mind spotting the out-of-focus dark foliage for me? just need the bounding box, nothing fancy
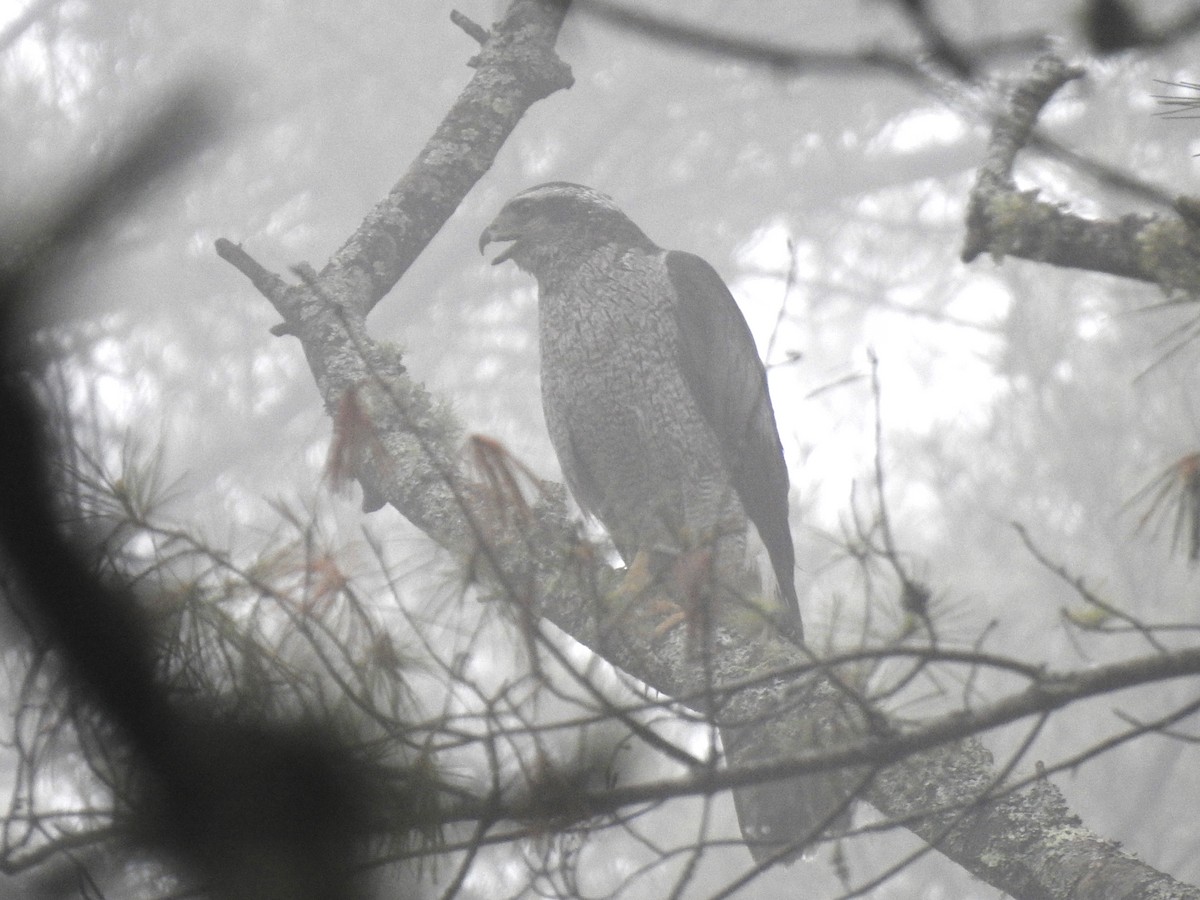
[0,88,452,900]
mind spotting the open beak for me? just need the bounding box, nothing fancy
[478,222,519,266]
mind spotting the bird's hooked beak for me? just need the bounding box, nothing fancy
[478,216,520,266]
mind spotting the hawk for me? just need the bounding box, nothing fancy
[480,182,800,643]
[481,183,851,862]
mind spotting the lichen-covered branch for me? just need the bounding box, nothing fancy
[216,0,574,547]
[545,575,1200,897]
[872,738,1195,900]
[963,55,1200,298]
[325,0,572,317]
[275,0,574,324]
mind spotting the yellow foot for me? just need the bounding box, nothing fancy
[614,549,656,599]
[607,551,683,637]
[649,598,687,638]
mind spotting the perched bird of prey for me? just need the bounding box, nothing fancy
[480,182,801,644]
[480,183,854,862]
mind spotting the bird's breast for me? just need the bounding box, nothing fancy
[536,249,731,541]
[538,255,680,417]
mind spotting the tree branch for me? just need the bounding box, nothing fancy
[963,54,1200,298]
[311,0,571,317]
[574,0,1046,83]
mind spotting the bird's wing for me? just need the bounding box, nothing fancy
[665,250,801,630]
[545,396,603,514]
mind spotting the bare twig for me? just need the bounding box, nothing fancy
[0,0,61,55]
[450,9,490,45]
[1013,521,1169,653]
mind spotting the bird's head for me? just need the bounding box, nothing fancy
[479,182,654,275]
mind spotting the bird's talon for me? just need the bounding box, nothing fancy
[649,599,688,638]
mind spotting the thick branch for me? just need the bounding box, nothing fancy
[216,0,575,539]
[532,545,1200,897]
[963,55,1200,296]
[319,0,572,316]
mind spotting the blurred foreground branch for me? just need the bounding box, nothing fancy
[0,91,407,900]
